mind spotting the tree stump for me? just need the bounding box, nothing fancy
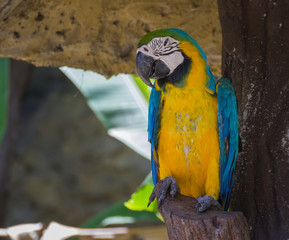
[155,184,250,240]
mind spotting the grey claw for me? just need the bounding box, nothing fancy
[147,189,156,207]
[196,195,222,213]
[157,197,163,208]
[147,200,152,208]
[147,176,180,208]
[170,180,180,198]
[196,204,199,214]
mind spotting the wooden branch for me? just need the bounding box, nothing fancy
[155,184,250,240]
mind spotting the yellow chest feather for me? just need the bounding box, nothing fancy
[156,82,220,199]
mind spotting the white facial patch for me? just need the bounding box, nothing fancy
[160,51,184,74]
[137,36,184,75]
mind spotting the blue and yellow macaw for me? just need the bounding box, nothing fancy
[136,28,238,212]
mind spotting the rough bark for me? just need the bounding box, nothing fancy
[218,1,289,239]
[154,184,250,240]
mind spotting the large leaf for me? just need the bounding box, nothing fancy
[60,67,151,159]
[60,67,161,227]
[0,58,9,147]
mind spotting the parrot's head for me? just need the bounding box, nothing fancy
[136,28,208,90]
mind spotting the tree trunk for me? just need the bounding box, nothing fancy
[218,1,289,239]
[154,184,250,240]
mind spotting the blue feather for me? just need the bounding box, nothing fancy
[206,66,216,93]
[217,77,239,211]
[148,87,161,185]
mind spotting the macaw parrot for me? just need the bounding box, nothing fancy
[136,28,238,212]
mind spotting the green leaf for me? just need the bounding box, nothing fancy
[131,75,151,102]
[0,58,9,147]
[124,173,158,213]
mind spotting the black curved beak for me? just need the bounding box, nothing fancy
[136,52,170,88]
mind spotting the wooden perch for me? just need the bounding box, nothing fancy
[154,184,250,240]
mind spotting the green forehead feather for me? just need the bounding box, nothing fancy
[138,28,192,47]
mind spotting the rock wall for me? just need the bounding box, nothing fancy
[0,0,221,76]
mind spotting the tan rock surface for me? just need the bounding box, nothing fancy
[0,0,221,76]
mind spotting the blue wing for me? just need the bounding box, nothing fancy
[217,78,239,211]
[148,87,161,185]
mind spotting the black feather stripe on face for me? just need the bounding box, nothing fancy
[157,52,192,91]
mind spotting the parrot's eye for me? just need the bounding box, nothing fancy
[144,47,149,52]
[164,38,169,46]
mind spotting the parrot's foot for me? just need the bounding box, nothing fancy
[147,176,180,208]
[196,195,222,213]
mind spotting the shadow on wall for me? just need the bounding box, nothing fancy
[4,65,150,226]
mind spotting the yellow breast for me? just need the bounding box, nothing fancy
[156,42,220,199]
